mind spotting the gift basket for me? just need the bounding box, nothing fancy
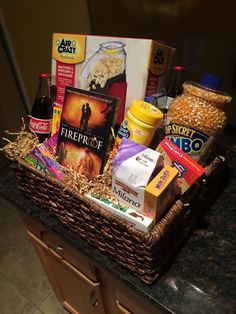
[1,34,232,284]
[2,127,227,284]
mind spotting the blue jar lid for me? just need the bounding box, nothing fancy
[144,96,155,104]
[200,73,223,90]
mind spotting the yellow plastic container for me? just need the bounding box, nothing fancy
[116,100,163,147]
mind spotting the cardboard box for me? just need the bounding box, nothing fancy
[144,165,179,222]
[156,138,205,193]
[112,138,163,213]
[87,194,154,233]
[51,105,62,136]
[51,33,176,126]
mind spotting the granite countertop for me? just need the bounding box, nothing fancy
[0,127,235,314]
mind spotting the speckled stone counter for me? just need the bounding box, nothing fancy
[0,127,236,314]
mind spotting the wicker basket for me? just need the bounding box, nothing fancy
[4,137,227,284]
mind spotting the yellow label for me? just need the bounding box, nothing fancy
[146,165,178,196]
[116,116,154,147]
[52,33,86,64]
[149,41,170,75]
[103,48,119,55]
[51,106,62,136]
[144,165,178,221]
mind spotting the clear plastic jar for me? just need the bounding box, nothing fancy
[164,81,231,164]
[80,41,127,127]
[81,41,126,90]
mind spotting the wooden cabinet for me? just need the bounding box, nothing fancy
[19,210,97,281]
[99,269,165,314]
[19,210,168,314]
[28,231,105,314]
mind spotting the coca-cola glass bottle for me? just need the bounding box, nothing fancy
[29,73,53,142]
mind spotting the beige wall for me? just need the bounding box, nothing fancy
[1,0,236,126]
[0,34,27,168]
[88,0,236,126]
[1,0,91,110]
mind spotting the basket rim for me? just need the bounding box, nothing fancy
[8,152,226,243]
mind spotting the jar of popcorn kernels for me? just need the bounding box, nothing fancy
[164,81,231,164]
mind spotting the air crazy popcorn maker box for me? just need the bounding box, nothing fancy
[51,33,176,126]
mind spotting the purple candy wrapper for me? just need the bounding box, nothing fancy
[112,138,146,174]
[44,132,58,156]
[29,144,64,180]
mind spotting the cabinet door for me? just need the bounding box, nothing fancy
[19,209,98,281]
[98,269,168,314]
[28,231,105,314]
[27,230,65,303]
[115,300,133,314]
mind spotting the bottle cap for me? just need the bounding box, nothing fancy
[200,73,223,90]
[144,96,155,105]
[129,100,163,126]
[39,73,51,78]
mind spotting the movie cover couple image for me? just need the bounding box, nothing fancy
[80,102,91,131]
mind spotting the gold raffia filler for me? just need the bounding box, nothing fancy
[1,119,116,202]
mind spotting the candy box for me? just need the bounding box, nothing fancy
[51,33,175,126]
[156,138,205,193]
[87,194,154,233]
[51,105,62,136]
[144,165,179,222]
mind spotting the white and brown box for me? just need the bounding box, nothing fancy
[51,33,176,126]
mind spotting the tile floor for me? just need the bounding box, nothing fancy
[0,195,69,314]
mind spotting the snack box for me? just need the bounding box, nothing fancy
[156,138,205,193]
[144,165,179,222]
[51,33,176,126]
[112,138,164,213]
[51,105,62,136]
[87,194,154,233]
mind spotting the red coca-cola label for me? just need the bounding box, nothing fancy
[29,116,52,134]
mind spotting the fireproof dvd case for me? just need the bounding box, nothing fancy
[56,87,118,178]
